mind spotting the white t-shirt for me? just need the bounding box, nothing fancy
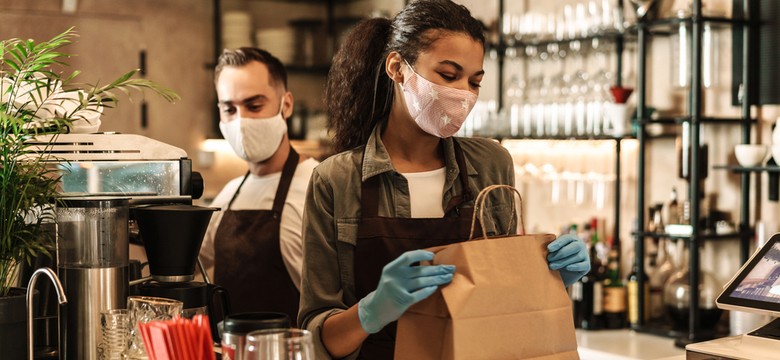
[402,167,446,218]
[199,158,318,290]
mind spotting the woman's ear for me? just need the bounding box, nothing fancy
[385,51,405,84]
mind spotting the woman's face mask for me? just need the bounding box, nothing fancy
[219,100,287,163]
[400,60,477,138]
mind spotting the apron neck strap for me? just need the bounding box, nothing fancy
[271,146,300,215]
[226,146,300,213]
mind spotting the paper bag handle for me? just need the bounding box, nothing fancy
[468,184,525,241]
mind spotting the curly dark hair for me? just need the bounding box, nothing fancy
[326,0,485,153]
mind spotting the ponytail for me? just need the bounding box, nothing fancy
[326,18,393,153]
[326,1,485,154]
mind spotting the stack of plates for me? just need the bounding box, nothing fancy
[222,11,253,50]
[255,27,295,64]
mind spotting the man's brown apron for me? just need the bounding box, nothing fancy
[355,140,479,360]
[214,147,300,325]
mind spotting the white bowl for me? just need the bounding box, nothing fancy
[734,144,768,167]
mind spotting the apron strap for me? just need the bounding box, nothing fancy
[361,139,472,219]
[271,146,300,217]
[227,171,251,210]
[226,146,300,214]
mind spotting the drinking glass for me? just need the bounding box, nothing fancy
[97,309,129,360]
[125,296,183,360]
[244,328,314,360]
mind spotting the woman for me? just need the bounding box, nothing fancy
[299,1,590,359]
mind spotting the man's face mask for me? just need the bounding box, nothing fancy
[219,99,287,163]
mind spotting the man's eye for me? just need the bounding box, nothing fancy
[470,82,482,89]
[221,107,235,114]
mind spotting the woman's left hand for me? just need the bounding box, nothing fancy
[546,234,590,287]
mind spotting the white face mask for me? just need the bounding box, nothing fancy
[219,100,287,163]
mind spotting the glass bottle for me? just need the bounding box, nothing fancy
[603,242,627,329]
[667,187,680,225]
[663,244,723,330]
[578,222,606,330]
[648,238,675,320]
[627,254,649,329]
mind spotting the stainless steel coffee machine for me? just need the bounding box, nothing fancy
[31,133,205,360]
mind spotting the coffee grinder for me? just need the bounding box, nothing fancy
[131,204,230,340]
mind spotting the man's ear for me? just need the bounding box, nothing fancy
[385,51,405,84]
[282,91,294,120]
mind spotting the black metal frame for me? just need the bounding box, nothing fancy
[632,0,755,344]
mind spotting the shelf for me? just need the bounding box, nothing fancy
[636,16,750,36]
[714,165,780,173]
[638,116,756,125]
[632,230,751,241]
[497,134,633,141]
[497,30,628,50]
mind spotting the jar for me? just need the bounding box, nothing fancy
[221,312,290,360]
[663,245,722,330]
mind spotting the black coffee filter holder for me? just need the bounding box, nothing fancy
[132,204,218,282]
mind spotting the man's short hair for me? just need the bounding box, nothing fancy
[215,47,288,89]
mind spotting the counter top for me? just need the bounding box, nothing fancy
[576,329,685,360]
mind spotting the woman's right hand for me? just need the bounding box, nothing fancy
[357,250,455,334]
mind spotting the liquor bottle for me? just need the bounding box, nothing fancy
[569,224,584,328]
[627,254,650,329]
[603,239,627,329]
[649,238,674,320]
[667,187,680,225]
[578,221,605,330]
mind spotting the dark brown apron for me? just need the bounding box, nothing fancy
[214,147,300,325]
[355,140,479,360]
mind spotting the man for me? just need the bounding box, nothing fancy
[200,48,318,325]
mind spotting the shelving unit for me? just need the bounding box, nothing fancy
[632,0,755,346]
[494,0,628,248]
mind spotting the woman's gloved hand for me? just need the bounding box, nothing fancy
[547,234,590,287]
[357,250,455,334]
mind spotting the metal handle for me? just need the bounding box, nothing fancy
[26,267,67,360]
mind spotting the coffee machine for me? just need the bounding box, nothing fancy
[28,133,206,359]
[131,203,230,341]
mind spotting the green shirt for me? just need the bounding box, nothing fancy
[299,125,517,359]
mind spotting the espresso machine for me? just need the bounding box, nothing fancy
[28,133,206,359]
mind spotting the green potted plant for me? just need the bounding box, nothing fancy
[0,28,178,358]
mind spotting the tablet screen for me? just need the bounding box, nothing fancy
[718,235,780,315]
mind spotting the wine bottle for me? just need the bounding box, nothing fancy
[578,222,605,330]
[627,255,650,329]
[603,240,627,329]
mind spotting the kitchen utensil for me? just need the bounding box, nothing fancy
[57,196,130,360]
[734,144,768,167]
[97,309,129,360]
[126,296,183,360]
[221,312,290,360]
[244,329,313,360]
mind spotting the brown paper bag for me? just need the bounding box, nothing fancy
[395,185,579,360]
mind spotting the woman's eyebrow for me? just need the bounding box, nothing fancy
[438,60,484,76]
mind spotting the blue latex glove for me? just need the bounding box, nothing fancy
[357,250,455,334]
[547,234,590,287]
